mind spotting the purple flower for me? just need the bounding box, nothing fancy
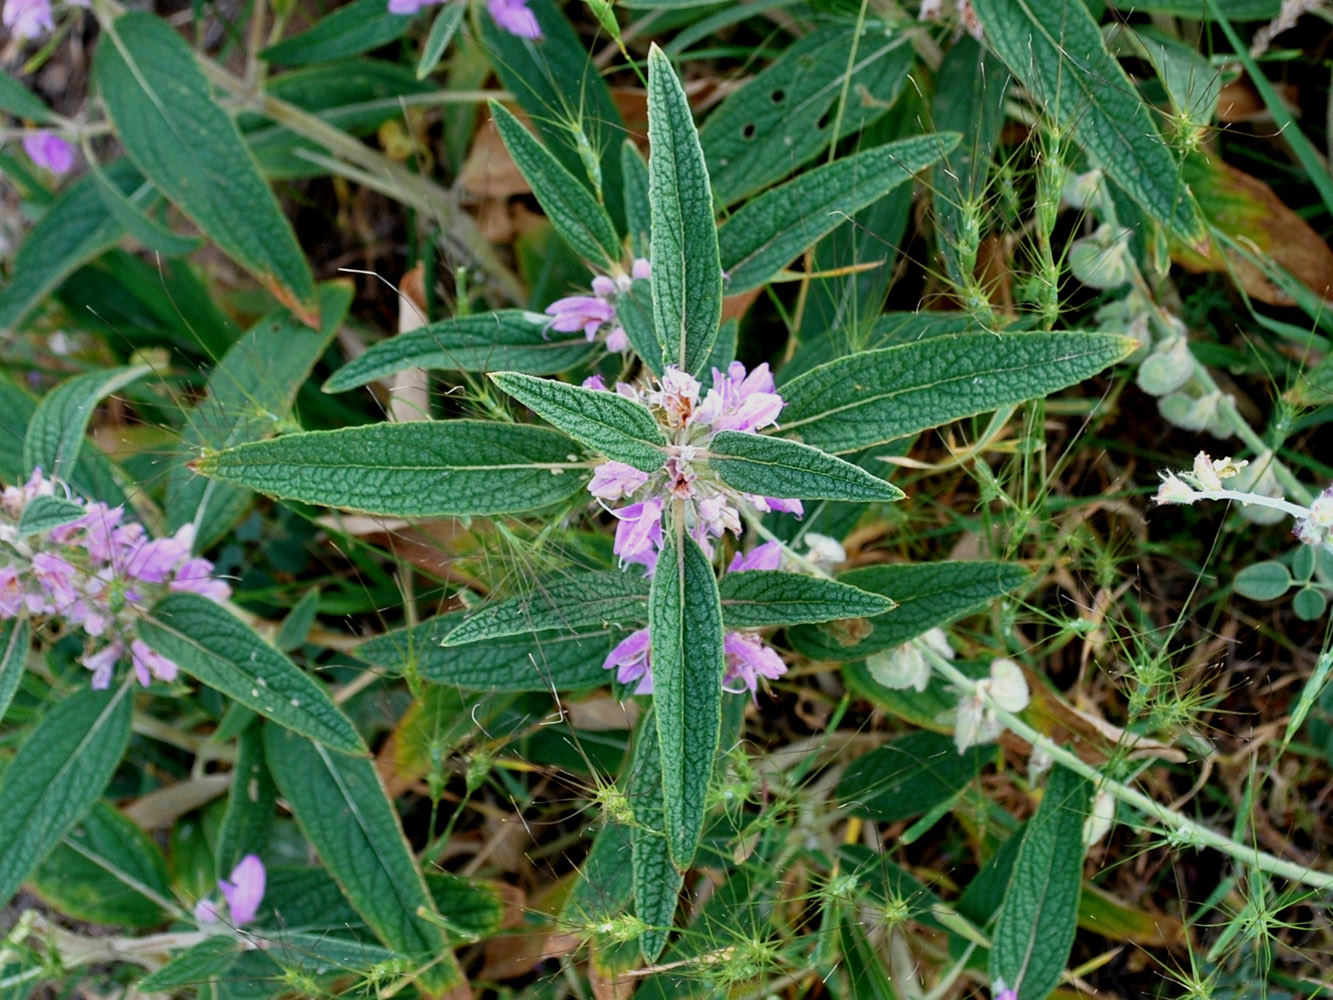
[170,558,232,601]
[0,567,23,618]
[122,528,191,584]
[386,0,541,37]
[81,642,122,691]
[727,540,783,573]
[2,0,53,40]
[605,628,652,694]
[612,498,663,571]
[588,460,650,502]
[129,638,178,687]
[487,0,541,37]
[695,361,784,434]
[601,541,789,699]
[31,551,78,611]
[545,295,616,340]
[219,854,266,926]
[543,258,648,351]
[723,632,787,697]
[748,494,804,518]
[22,132,75,176]
[604,324,630,353]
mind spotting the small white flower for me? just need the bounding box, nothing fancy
[1155,472,1197,506]
[949,658,1030,753]
[953,689,992,753]
[803,532,846,571]
[1192,451,1224,491]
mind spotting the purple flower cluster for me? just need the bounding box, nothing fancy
[605,542,789,699]
[546,258,651,353]
[585,363,804,699]
[588,361,802,571]
[387,0,541,38]
[0,471,231,689]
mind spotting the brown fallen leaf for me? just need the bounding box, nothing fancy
[1175,153,1333,306]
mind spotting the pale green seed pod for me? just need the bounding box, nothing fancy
[1136,335,1195,396]
[1067,224,1132,289]
[1159,389,1220,431]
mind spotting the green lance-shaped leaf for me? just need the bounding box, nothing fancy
[490,102,623,270]
[95,12,319,325]
[629,710,684,962]
[137,937,242,992]
[416,2,465,79]
[647,45,722,375]
[0,684,132,906]
[167,283,353,549]
[138,593,364,754]
[789,561,1031,661]
[838,731,994,823]
[990,765,1091,1000]
[324,311,594,391]
[33,800,173,929]
[0,619,29,726]
[614,278,664,376]
[192,420,588,518]
[442,572,649,645]
[779,332,1137,454]
[0,69,54,121]
[970,0,1203,243]
[0,373,124,507]
[651,518,724,870]
[16,496,85,539]
[263,726,461,994]
[23,365,150,482]
[215,724,277,875]
[86,157,203,257]
[718,133,960,294]
[491,372,666,472]
[706,431,904,502]
[359,614,616,692]
[0,160,140,333]
[481,0,628,229]
[622,139,651,258]
[261,0,409,65]
[718,571,895,628]
[700,27,915,207]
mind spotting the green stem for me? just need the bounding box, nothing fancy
[920,646,1333,892]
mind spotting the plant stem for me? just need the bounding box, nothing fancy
[920,646,1333,892]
